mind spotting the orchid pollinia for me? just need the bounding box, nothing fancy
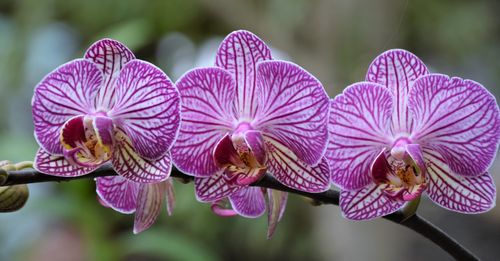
[32,39,181,233]
[171,30,330,237]
[326,49,500,220]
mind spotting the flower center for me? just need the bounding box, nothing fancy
[372,141,427,201]
[213,122,267,186]
[60,115,114,167]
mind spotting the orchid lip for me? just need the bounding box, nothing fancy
[60,115,115,168]
[372,144,427,202]
[213,125,268,186]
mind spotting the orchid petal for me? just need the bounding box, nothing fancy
[172,67,235,177]
[254,60,329,165]
[110,60,180,161]
[194,171,241,202]
[112,131,171,183]
[267,189,288,239]
[366,49,429,134]
[34,148,96,177]
[424,150,496,213]
[164,178,175,216]
[326,82,393,190]
[340,183,405,220]
[266,138,330,193]
[32,59,102,154]
[84,38,135,110]
[229,187,266,218]
[215,30,272,118]
[133,182,166,234]
[409,74,500,176]
[96,175,139,214]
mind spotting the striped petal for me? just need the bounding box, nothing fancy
[110,60,180,161]
[96,175,140,214]
[424,150,496,213]
[326,82,393,190]
[266,138,330,193]
[340,183,405,220]
[164,178,175,216]
[366,49,429,134]
[267,189,288,239]
[409,74,500,177]
[32,59,102,155]
[228,186,266,218]
[112,131,172,183]
[172,67,235,177]
[84,38,135,110]
[194,171,240,202]
[133,182,166,234]
[254,61,329,165]
[34,148,96,177]
[215,30,272,118]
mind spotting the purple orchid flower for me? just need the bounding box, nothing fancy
[171,30,330,237]
[32,39,181,183]
[96,176,176,234]
[326,49,499,220]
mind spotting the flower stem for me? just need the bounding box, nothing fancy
[1,165,479,260]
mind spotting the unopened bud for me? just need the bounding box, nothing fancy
[0,185,29,212]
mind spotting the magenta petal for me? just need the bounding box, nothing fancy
[424,150,496,213]
[215,30,272,118]
[96,175,140,214]
[34,148,96,177]
[32,59,102,155]
[84,38,135,110]
[409,74,500,177]
[228,187,266,218]
[267,189,288,239]
[171,67,235,177]
[254,61,329,165]
[266,138,330,193]
[194,171,241,202]
[340,183,405,220]
[112,131,172,183]
[326,82,393,190]
[366,49,429,134]
[110,60,180,161]
[133,182,166,234]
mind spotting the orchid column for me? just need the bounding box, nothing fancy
[171,30,331,237]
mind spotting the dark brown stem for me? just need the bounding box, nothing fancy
[1,165,479,261]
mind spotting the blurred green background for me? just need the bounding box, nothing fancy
[1,0,500,260]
